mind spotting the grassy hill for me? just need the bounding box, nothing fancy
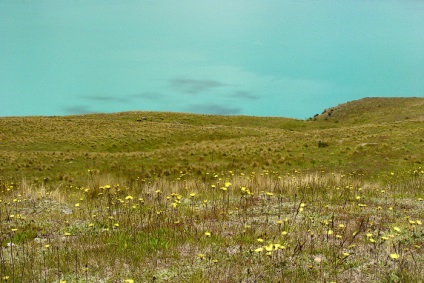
[0,97,423,282]
[315,97,424,124]
[1,97,423,184]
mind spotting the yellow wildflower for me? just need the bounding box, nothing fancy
[393,227,401,233]
[390,253,400,260]
[254,247,263,253]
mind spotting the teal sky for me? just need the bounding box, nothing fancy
[1,0,423,119]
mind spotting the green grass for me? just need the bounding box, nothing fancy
[0,97,423,282]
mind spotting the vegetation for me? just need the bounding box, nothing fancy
[0,97,423,282]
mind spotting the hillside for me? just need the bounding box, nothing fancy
[314,97,424,124]
[1,97,423,185]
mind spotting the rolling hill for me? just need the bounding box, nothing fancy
[0,97,423,184]
[314,97,424,124]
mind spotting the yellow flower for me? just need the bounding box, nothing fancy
[390,253,400,260]
[265,244,273,252]
[125,195,133,200]
[124,280,134,283]
[198,253,205,260]
[204,232,211,237]
[273,244,282,250]
[254,247,263,253]
[393,226,401,233]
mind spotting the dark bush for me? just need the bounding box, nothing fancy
[317,141,329,148]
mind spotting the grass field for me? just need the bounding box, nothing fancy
[0,97,423,282]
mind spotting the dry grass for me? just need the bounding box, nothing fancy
[1,169,423,282]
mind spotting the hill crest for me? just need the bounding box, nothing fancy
[314,97,424,124]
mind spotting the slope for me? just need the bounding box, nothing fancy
[314,97,424,124]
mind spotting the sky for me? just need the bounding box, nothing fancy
[1,0,423,119]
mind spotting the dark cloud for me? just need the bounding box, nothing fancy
[230,90,259,100]
[186,103,241,115]
[130,92,166,101]
[63,105,93,115]
[170,78,228,94]
[81,95,129,103]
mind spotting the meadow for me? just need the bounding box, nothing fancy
[0,97,423,282]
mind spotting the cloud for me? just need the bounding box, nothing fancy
[81,95,129,103]
[130,92,166,101]
[186,103,241,115]
[229,90,258,100]
[170,78,228,94]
